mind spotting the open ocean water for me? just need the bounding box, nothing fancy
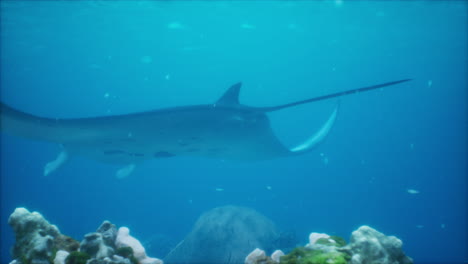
[0,1,466,264]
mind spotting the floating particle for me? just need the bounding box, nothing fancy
[441,223,446,229]
[140,56,153,64]
[266,185,272,190]
[319,153,329,165]
[410,143,414,150]
[89,64,102,69]
[188,199,193,204]
[334,0,343,7]
[240,23,255,29]
[407,189,420,194]
[376,11,385,17]
[416,225,424,229]
[104,92,110,98]
[215,188,224,192]
[165,74,171,80]
[428,80,433,87]
[128,132,133,138]
[182,46,203,52]
[287,23,298,30]
[167,22,184,29]
[322,157,329,165]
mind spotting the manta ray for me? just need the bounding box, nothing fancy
[1,79,410,177]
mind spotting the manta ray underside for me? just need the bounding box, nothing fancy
[0,79,411,177]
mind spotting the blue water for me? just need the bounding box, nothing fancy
[1,1,466,263]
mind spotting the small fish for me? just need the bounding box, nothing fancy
[407,189,420,194]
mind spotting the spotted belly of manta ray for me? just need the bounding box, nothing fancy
[0,79,411,177]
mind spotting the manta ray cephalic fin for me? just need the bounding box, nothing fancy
[116,163,136,179]
[44,150,68,176]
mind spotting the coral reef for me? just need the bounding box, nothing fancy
[80,232,114,259]
[7,207,163,264]
[245,248,266,264]
[7,207,413,264]
[65,251,90,264]
[279,246,350,264]
[245,226,413,264]
[270,250,285,263]
[115,227,162,264]
[8,207,64,264]
[97,221,118,248]
[345,225,413,264]
[307,233,330,246]
[245,248,285,264]
[115,247,139,264]
[53,250,69,264]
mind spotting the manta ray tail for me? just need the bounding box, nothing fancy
[256,79,412,112]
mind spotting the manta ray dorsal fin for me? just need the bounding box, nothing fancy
[216,82,242,106]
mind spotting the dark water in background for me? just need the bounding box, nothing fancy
[0,1,466,263]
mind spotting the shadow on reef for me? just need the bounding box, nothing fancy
[6,206,412,264]
[164,205,296,264]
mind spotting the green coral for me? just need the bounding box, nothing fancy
[19,255,31,264]
[65,251,91,264]
[315,238,336,246]
[48,248,58,264]
[329,236,347,247]
[314,236,347,247]
[54,235,80,252]
[251,255,278,264]
[279,246,350,264]
[115,247,139,264]
[20,249,58,264]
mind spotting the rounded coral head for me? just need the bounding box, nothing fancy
[309,232,330,245]
[119,227,130,236]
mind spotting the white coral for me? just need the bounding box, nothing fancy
[115,227,163,264]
